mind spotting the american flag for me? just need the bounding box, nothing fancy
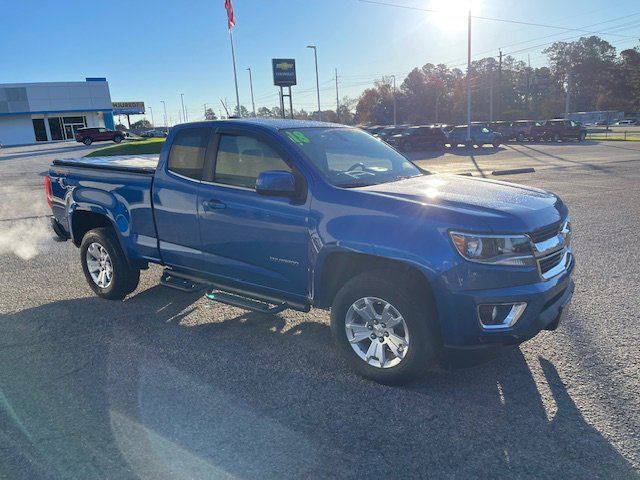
[224,0,235,30]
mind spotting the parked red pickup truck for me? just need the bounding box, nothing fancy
[75,127,125,146]
[531,119,587,142]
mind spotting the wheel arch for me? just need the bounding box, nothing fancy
[313,250,438,313]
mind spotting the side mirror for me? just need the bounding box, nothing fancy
[255,170,297,197]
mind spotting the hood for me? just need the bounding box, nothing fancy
[359,174,566,233]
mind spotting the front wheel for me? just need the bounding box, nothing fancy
[83,138,92,146]
[330,270,440,384]
[113,135,123,143]
[492,139,501,148]
[553,133,561,142]
[516,132,525,142]
[80,228,140,300]
[578,132,586,142]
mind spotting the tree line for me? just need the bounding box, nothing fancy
[354,36,640,125]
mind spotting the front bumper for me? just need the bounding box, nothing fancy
[437,255,575,348]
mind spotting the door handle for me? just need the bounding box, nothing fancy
[202,199,226,211]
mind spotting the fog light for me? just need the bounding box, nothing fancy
[477,302,527,330]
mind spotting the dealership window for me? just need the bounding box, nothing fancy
[48,118,64,141]
[32,119,47,142]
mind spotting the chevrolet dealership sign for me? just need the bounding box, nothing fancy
[272,59,297,87]
[112,101,145,115]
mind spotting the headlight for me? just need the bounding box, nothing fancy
[449,231,535,266]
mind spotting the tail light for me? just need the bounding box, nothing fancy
[44,176,53,209]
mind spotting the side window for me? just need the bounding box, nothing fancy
[167,127,210,180]
[215,134,291,189]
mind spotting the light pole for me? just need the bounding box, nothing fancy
[160,101,168,129]
[180,93,187,122]
[148,106,154,127]
[307,45,321,121]
[246,68,256,117]
[466,9,472,144]
[391,75,397,126]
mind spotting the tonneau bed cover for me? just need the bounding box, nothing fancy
[52,155,159,174]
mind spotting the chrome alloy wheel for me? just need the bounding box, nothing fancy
[86,242,113,288]
[344,297,410,369]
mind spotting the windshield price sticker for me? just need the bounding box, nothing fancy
[286,131,310,145]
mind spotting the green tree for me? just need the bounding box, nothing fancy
[131,119,152,130]
[204,108,217,120]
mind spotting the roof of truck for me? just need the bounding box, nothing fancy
[181,118,348,131]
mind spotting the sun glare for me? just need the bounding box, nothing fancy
[429,0,478,31]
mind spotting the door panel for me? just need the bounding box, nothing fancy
[153,127,212,271]
[197,130,310,299]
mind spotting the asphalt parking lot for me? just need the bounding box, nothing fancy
[1,140,639,479]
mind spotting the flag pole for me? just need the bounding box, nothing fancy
[229,28,241,116]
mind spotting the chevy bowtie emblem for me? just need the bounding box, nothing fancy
[276,62,294,70]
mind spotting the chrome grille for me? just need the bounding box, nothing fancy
[529,218,571,280]
[539,250,564,274]
[529,221,562,243]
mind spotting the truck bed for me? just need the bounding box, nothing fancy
[52,155,159,174]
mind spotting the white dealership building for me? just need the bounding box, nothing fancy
[0,78,115,146]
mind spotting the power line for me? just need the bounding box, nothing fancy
[357,0,639,38]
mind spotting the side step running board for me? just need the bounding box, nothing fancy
[161,271,206,292]
[206,290,288,314]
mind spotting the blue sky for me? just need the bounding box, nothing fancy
[1,0,639,124]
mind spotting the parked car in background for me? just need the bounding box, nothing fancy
[386,125,448,151]
[615,119,637,125]
[375,125,407,142]
[447,125,503,148]
[141,129,168,138]
[490,121,517,141]
[75,127,126,146]
[531,119,587,142]
[511,120,541,142]
[363,125,385,135]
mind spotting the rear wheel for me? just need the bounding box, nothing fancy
[80,228,140,300]
[83,138,92,146]
[516,132,525,142]
[330,270,440,384]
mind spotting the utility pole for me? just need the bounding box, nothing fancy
[497,49,502,121]
[160,101,168,130]
[335,67,340,122]
[466,9,472,143]
[246,68,256,117]
[391,75,397,126]
[178,109,182,124]
[148,106,154,127]
[307,45,321,120]
[180,93,187,122]
[564,69,571,117]
[489,76,494,124]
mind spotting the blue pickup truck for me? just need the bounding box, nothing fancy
[46,119,574,383]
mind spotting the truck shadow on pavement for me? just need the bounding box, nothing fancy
[0,285,636,479]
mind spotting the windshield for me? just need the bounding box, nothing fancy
[282,127,423,188]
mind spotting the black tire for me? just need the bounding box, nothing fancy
[553,133,561,142]
[516,132,525,142]
[330,270,440,384]
[83,138,92,146]
[113,135,123,143]
[80,227,140,300]
[578,132,586,142]
[492,139,501,148]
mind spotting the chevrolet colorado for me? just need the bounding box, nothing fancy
[46,119,574,383]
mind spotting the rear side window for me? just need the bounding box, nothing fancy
[215,134,291,189]
[168,127,211,180]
